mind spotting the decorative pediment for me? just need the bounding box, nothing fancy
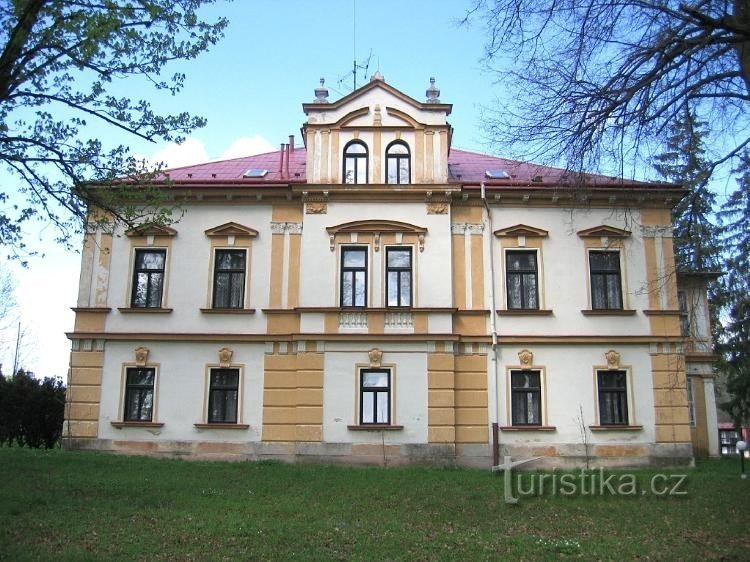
[577,225,631,238]
[334,107,370,128]
[327,220,427,252]
[494,224,549,238]
[385,107,421,128]
[125,223,177,237]
[204,222,259,238]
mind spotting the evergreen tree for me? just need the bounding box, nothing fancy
[653,109,722,272]
[718,153,750,427]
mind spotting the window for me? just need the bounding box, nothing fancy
[720,429,739,455]
[678,290,690,337]
[510,370,542,425]
[386,141,410,184]
[506,250,539,309]
[212,249,246,308]
[131,249,166,308]
[343,140,368,184]
[341,247,367,307]
[589,250,623,309]
[687,377,696,426]
[123,367,155,421]
[597,370,628,425]
[386,247,412,307]
[360,369,391,424]
[207,368,240,423]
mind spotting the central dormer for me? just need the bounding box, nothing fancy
[302,74,453,185]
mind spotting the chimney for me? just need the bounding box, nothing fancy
[279,143,285,177]
[284,144,291,178]
[288,135,295,153]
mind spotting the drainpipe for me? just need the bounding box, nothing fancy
[481,182,501,467]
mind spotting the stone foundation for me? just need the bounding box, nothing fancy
[63,438,692,468]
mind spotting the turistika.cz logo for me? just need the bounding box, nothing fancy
[493,456,688,504]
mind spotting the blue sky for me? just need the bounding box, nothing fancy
[1,0,499,378]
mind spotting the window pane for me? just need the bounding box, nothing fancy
[507,274,522,308]
[343,249,366,267]
[346,143,366,154]
[387,143,408,155]
[216,250,245,270]
[591,275,607,309]
[387,161,398,184]
[354,271,366,306]
[387,250,411,268]
[344,160,355,184]
[387,271,399,306]
[127,369,154,386]
[356,161,367,184]
[399,272,411,306]
[133,273,149,306]
[229,272,244,307]
[342,272,354,306]
[136,250,165,270]
[376,391,389,423]
[361,392,375,423]
[507,252,536,271]
[363,371,388,388]
[398,159,409,184]
[522,273,538,308]
[606,274,622,308]
[590,251,619,271]
[147,273,163,307]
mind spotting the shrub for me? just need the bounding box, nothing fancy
[0,370,66,448]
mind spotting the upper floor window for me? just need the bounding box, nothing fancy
[386,141,410,184]
[341,246,368,307]
[589,250,623,309]
[506,250,538,309]
[213,249,246,309]
[343,140,368,184]
[677,290,690,337]
[131,249,166,308]
[386,247,412,307]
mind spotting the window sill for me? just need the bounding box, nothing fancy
[589,425,643,432]
[200,308,256,314]
[110,421,164,428]
[497,309,553,316]
[347,424,404,431]
[118,307,173,314]
[71,307,112,313]
[500,425,557,432]
[581,309,636,316]
[194,423,250,429]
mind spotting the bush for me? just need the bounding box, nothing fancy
[0,370,66,448]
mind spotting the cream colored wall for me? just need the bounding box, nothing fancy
[98,341,266,442]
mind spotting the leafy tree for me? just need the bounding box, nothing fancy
[0,369,65,448]
[719,153,750,427]
[464,1,749,180]
[0,0,229,252]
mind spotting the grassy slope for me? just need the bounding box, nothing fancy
[0,448,748,560]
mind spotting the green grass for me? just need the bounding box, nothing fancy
[0,448,748,560]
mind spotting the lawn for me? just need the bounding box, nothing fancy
[0,448,748,560]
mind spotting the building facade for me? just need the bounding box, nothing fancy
[64,75,715,467]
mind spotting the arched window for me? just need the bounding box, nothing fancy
[386,141,410,184]
[343,140,368,184]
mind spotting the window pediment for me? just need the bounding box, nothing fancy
[335,107,370,128]
[125,223,177,237]
[494,224,549,238]
[204,222,259,237]
[327,220,427,252]
[577,225,631,238]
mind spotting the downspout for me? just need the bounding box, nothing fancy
[481,182,501,467]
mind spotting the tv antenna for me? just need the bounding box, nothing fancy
[334,0,373,92]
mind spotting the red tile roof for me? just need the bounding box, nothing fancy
[156,146,671,189]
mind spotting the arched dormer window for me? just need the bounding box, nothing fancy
[343,140,368,184]
[386,140,410,184]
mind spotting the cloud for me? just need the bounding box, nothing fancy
[219,135,276,159]
[149,137,210,169]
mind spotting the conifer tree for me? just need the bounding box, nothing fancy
[718,153,750,427]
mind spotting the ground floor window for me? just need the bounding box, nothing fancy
[359,369,391,424]
[124,367,156,421]
[208,368,240,423]
[510,369,542,425]
[597,369,629,425]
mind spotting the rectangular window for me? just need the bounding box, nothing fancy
[589,250,623,309]
[360,369,390,424]
[678,290,690,337]
[208,368,239,423]
[386,247,412,307]
[341,247,367,307]
[597,370,629,425]
[212,249,246,308]
[687,377,696,426]
[510,370,542,425]
[123,367,155,421]
[506,250,539,309]
[131,249,166,308]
